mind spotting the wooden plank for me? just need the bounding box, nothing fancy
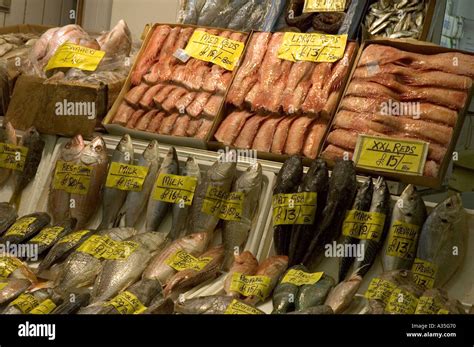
[24,0,45,25]
[3,0,26,26]
[42,0,62,26]
[60,0,75,25]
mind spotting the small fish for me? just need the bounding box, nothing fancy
[296,273,335,311]
[324,274,362,314]
[0,203,17,235]
[0,212,50,245]
[224,251,259,297]
[272,264,306,314]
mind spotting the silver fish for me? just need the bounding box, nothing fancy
[174,295,264,314]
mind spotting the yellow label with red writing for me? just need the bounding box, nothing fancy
[57,229,92,245]
[303,0,347,12]
[8,293,39,313]
[53,160,92,195]
[30,299,57,314]
[184,30,245,71]
[365,277,397,304]
[342,210,386,241]
[278,32,347,63]
[412,258,437,289]
[0,143,28,171]
[4,217,37,237]
[224,299,264,315]
[77,235,139,260]
[29,226,65,246]
[165,250,212,272]
[229,273,272,301]
[281,269,323,286]
[106,162,149,192]
[385,288,418,314]
[386,220,420,259]
[272,192,317,226]
[152,174,198,206]
[107,291,147,315]
[0,257,23,279]
[45,42,105,72]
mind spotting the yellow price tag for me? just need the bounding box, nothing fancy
[107,291,147,315]
[152,173,198,206]
[0,256,23,278]
[77,235,139,260]
[9,293,39,313]
[412,258,437,289]
[218,192,244,221]
[29,226,65,246]
[353,135,429,176]
[4,217,37,237]
[184,30,245,71]
[229,273,272,301]
[415,296,443,314]
[105,162,149,192]
[45,42,105,72]
[385,288,418,314]
[165,250,212,272]
[30,299,57,314]
[278,32,347,63]
[201,185,230,217]
[281,269,323,286]
[224,299,264,315]
[57,229,91,245]
[303,0,347,12]
[0,143,28,171]
[365,278,397,304]
[53,160,92,195]
[272,192,317,226]
[342,210,386,241]
[386,220,420,260]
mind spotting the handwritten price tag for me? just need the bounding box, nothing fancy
[4,217,37,237]
[0,143,28,171]
[281,269,323,286]
[218,192,244,221]
[201,185,229,217]
[411,258,437,289]
[184,30,245,71]
[353,135,429,176]
[303,0,347,12]
[30,299,57,314]
[341,210,386,242]
[107,291,147,315]
[278,32,347,63]
[77,235,139,260]
[152,173,198,205]
[272,192,317,226]
[229,273,272,301]
[386,220,420,260]
[57,229,92,245]
[165,250,212,272]
[105,162,149,192]
[53,160,92,195]
[365,278,397,304]
[29,226,65,246]
[45,42,105,72]
[385,288,418,314]
[224,300,264,315]
[0,257,24,279]
[8,293,39,313]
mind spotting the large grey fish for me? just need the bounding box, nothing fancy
[99,134,134,229]
[169,157,201,240]
[10,127,45,207]
[303,160,357,269]
[296,273,335,311]
[70,136,108,230]
[124,140,160,228]
[0,277,31,305]
[146,147,179,232]
[54,227,137,294]
[288,159,329,266]
[352,177,391,277]
[338,177,373,282]
[0,122,17,187]
[0,212,50,245]
[272,264,306,314]
[222,162,262,270]
[382,185,427,272]
[187,159,236,235]
[48,135,85,224]
[415,194,467,287]
[273,156,304,256]
[174,295,264,314]
[0,202,17,235]
[91,232,166,303]
[52,292,91,314]
[197,0,229,25]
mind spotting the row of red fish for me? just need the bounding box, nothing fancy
[322,44,474,177]
[111,25,247,139]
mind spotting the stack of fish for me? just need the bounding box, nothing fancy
[214,32,356,159]
[111,25,248,140]
[364,0,428,39]
[322,43,474,177]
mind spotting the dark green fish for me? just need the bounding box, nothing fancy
[296,273,335,311]
[0,212,50,245]
[272,264,306,314]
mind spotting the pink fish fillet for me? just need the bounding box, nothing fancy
[162,87,188,112]
[202,95,224,118]
[146,111,166,132]
[126,109,145,128]
[153,85,177,108]
[139,84,165,109]
[112,102,135,125]
[281,62,315,114]
[301,63,332,115]
[171,115,191,136]
[135,110,156,131]
[159,113,180,135]
[271,116,297,154]
[284,116,314,155]
[195,118,214,140]
[124,83,150,106]
[186,92,212,117]
[303,120,327,159]
[321,144,353,161]
[214,111,254,146]
[233,114,269,149]
[252,116,285,152]
[187,118,204,137]
[175,92,197,114]
[259,60,293,113]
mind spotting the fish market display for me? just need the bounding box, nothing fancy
[215,33,356,159]
[364,0,429,39]
[174,294,264,314]
[322,43,474,177]
[111,25,248,140]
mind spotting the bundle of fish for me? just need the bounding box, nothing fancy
[111,25,248,140]
[364,0,428,39]
[214,32,356,159]
[322,43,474,177]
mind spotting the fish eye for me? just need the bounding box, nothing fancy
[65,143,71,149]
[441,218,449,223]
[446,203,452,207]
[406,212,412,217]
[95,145,103,152]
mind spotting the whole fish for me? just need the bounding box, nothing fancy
[288,159,329,266]
[52,292,90,314]
[0,122,17,187]
[324,273,362,314]
[296,273,335,311]
[54,227,137,294]
[272,264,306,314]
[0,278,31,305]
[288,305,334,314]
[273,156,304,256]
[187,159,236,235]
[170,157,201,240]
[303,160,357,268]
[25,218,77,259]
[124,140,160,228]
[0,212,50,245]
[146,147,179,232]
[174,295,264,314]
[382,185,427,271]
[339,177,373,282]
[48,135,85,224]
[244,255,288,305]
[415,194,467,287]
[99,134,134,229]
[2,288,52,314]
[10,127,45,207]
[352,177,391,277]
[37,229,96,274]
[91,232,166,303]
[142,232,209,284]
[70,136,108,230]
[163,245,225,297]
[0,203,17,235]
[224,251,259,297]
[222,162,262,270]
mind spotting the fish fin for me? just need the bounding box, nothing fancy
[29,280,55,291]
